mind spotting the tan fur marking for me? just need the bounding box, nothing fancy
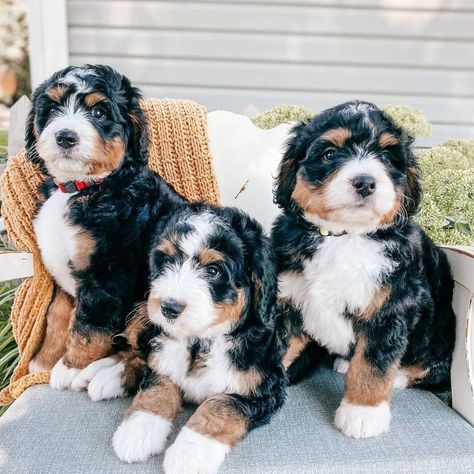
[46,85,68,102]
[73,231,96,271]
[237,368,263,396]
[187,395,248,447]
[122,305,149,350]
[401,364,430,387]
[359,287,391,321]
[147,297,162,321]
[127,376,182,422]
[345,336,396,406]
[88,136,125,175]
[199,248,225,266]
[380,193,402,225]
[84,92,107,107]
[63,332,113,369]
[321,127,352,148]
[379,133,399,148]
[215,288,245,325]
[29,289,75,371]
[283,334,311,368]
[291,173,337,219]
[157,239,176,256]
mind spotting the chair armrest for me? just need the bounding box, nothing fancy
[0,251,34,282]
[442,245,474,426]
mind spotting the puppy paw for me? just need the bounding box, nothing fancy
[113,411,171,463]
[333,358,350,374]
[50,358,80,390]
[88,361,126,401]
[393,370,409,389]
[334,399,391,439]
[70,356,118,391]
[163,427,229,474]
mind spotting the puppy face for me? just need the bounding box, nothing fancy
[275,101,421,234]
[26,65,146,181]
[147,211,248,339]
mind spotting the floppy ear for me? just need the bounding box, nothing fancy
[228,211,278,368]
[400,134,422,215]
[122,77,148,167]
[274,121,310,210]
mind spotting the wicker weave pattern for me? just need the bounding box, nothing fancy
[0,98,219,405]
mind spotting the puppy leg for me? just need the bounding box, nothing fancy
[163,394,249,474]
[29,289,74,373]
[286,339,329,385]
[113,374,182,463]
[334,334,400,439]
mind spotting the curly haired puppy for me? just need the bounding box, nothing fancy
[86,205,286,473]
[26,65,184,388]
[272,101,455,439]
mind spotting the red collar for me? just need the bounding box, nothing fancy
[55,178,105,193]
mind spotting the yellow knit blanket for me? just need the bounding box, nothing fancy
[0,98,220,405]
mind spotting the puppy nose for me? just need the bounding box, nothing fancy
[55,129,78,149]
[352,174,376,197]
[161,298,185,320]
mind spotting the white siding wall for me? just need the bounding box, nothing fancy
[66,0,474,146]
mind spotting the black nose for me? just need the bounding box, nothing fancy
[161,298,185,320]
[352,174,376,197]
[55,129,78,149]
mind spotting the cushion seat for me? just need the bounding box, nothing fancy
[1,368,473,473]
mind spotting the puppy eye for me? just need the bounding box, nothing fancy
[206,264,221,278]
[91,107,105,119]
[322,150,335,161]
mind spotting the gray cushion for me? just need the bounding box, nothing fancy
[0,368,473,473]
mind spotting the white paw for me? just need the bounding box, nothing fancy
[88,361,126,401]
[28,357,49,374]
[393,370,408,389]
[70,356,118,391]
[334,399,391,439]
[50,358,80,390]
[113,410,171,463]
[163,427,229,474]
[333,358,350,374]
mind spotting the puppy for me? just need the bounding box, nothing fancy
[272,101,455,439]
[26,65,185,389]
[88,204,286,473]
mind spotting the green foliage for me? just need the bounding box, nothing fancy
[382,105,432,138]
[252,105,314,129]
[0,130,8,164]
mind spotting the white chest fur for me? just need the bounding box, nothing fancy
[149,335,248,404]
[33,189,78,296]
[279,234,394,356]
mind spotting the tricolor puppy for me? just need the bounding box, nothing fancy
[88,205,286,473]
[272,101,455,439]
[26,65,184,388]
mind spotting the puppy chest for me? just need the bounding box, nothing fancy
[33,190,84,297]
[280,235,393,355]
[150,336,252,404]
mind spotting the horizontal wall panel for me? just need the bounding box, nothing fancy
[69,55,474,97]
[69,27,474,70]
[67,1,474,40]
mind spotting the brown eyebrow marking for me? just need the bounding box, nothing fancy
[46,85,68,102]
[379,133,399,148]
[157,239,177,256]
[199,248,225,265]
[84,92,107,107]
[321,127,352,148]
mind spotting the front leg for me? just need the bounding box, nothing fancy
[163,394,249,474]
[113,373,182,463]
[334,317,407,439]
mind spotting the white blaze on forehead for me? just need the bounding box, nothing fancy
[178,212,218,257]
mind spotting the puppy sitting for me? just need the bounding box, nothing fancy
[26,65,184,388]
[272,101,455,439]
[88,205,286,473]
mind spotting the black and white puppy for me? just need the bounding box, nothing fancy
[26,65,184,388]
[87,204,286,473]
[272,101,455,439]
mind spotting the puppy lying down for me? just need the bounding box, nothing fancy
[82,204,286,473]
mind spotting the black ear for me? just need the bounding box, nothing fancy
[227,210,278,368]
[404,144,422,215]
[274,121,310,210]
[123,78,148,167]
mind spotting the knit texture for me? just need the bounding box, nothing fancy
[0,98,219,405]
